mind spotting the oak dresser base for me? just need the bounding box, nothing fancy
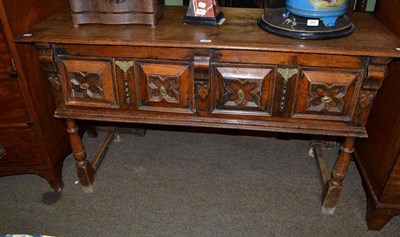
[16,6,400,216]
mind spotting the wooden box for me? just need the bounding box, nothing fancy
[69,0,165,27]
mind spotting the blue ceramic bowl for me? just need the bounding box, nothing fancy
[284,0,349,27]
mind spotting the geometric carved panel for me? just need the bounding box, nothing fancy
[221,78,262,109]
[214,65,273,115]
[306,83,347,113]
[137,61,192,113]
[60,59,118,108]
[294,70,360,121]
[70,71,103,99]
[147,74,180,103]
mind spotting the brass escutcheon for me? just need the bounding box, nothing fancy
[237,89,245,100]
[80,83,90,90]
[159,85,167,96]
[277,68,298,82]
[115,60,133,73]
[321,96,333,103]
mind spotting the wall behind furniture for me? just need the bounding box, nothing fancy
[367,0,376,11]
[166,0,183,5]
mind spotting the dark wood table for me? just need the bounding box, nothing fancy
[16,6,400,215]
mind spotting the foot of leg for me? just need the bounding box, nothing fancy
[321,179,343,214]
[366,196,396,230]
[308,140,317,157]
[321,137,355,214]
[36,169,64,192]
[66,119,95,192]
[114,127,121,142]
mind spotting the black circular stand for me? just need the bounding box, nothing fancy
[258,8,355,40]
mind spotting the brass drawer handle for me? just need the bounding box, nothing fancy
[80,83,90,90]
[321,96,333,103]
[0,146,6,159]
[159,85,167,96]
[237,89,245,100]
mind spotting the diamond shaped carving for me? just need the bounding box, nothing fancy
[294,70,359,120]
[147,74,180,103]
[61,59,117,107]
[306,83,347,113]
[137,62,191,112]
[70,71,103,99]
[214,66,272,113]
[222,79,262,109]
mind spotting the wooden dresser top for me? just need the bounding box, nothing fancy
[16,6,400,58]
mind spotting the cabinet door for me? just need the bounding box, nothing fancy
[293,69,362,121]
[0,127,43,166]
[0,78,30,122]
[59,58,119,108]
[0,29,15,73]
[136,61,193,113]
[212,64,274,116]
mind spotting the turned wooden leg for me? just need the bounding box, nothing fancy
[321,137,355,214]
[66,119,94,193]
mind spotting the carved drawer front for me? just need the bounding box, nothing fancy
[293,69,361,121]
[0,78,30,123]
[212,64,274,116]
[59,58,118,108]
[136,61,193,113]
[0,127,43,166]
